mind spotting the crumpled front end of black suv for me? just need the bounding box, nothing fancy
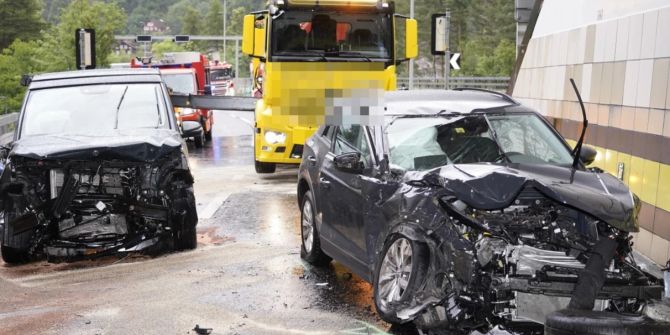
[0,140,197,263]
[373,164,665,333]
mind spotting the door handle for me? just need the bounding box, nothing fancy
[319,177,331,189]
[307,155,317,166]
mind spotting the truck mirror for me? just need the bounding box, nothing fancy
[405,18,418,59]
[242,14,267,59]
[242,15,256,56]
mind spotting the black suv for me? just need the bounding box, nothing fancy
[0,69,200,263]
[297,89,666,334]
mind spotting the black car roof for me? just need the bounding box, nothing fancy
[29,68,163,89]
[384,89,527,116]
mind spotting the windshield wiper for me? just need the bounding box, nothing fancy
[330,51,374,62]
[276,51,329,62]
[114,86,129,129]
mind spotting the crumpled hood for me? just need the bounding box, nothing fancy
[10,128,183,162]
[415,164,640,232]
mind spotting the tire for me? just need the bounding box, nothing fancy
[194,131,205,148]
[373,234,429,324]
[300,190,331,266]
[545,309,670,335]
[1,245,28,264]
[255,160,276,174]
[203,119,212,142]
[172,186,198,250]
[1,212,31,264]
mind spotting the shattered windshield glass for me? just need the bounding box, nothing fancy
[387,113,574,171]
[21,84,168,138]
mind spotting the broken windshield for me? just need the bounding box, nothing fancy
[20,83,168,138]
[387,113,574,171]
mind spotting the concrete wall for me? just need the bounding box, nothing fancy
[513,4,670,265]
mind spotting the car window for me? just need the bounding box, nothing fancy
[333,125,371,166]
[386,113,573,171]
[21,84,168,138]
[488,114,573,165]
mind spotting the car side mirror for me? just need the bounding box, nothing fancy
[181,121,203,139]
[334,152,364,174]
[580,145,597,166]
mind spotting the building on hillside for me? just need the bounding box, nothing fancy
[114,40,137,56]
[512,0,670,265]
[143,19,171,34]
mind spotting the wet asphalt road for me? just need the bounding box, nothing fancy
[0,111,419,335]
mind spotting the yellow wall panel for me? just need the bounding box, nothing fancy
[641,161,660,206]
[628,156,645,196]
[657,164,670,211]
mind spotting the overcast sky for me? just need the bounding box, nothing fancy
[533,0,670,37]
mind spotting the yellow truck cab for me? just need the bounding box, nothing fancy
[242,0,417,173]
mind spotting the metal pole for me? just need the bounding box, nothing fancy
[444,11,451,90]
[235,39,239,79]
[223,0,227,61]
[409,0,414,90]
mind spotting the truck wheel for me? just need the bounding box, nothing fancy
[545,309,670,335]
[300,190,331,266]
[373,234,428,325]
[194,132,205,148]
[172,186,198,250]
[1,212,31,264]
[255,161,276,174]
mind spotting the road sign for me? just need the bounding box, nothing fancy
[75,29,96,70]
[450,53,461,70]
[431,14,448,55]
[174,35,190,43]
[136,35,152,42]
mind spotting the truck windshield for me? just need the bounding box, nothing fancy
[271,11,392,61]
[210,68,232,81]
[21,84,168,138]
[162,73,196,94]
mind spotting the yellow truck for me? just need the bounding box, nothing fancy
[242,0,417,173]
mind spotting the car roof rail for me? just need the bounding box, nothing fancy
[452,87,519,105]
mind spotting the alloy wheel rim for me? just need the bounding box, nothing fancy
[302,200,314,253]
[378,237,413,309]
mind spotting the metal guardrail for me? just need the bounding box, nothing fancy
[398,77,510,92]
[0,113,18,145]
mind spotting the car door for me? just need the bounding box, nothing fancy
[319,124,374,274]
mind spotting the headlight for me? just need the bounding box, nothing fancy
[264,131,286,144]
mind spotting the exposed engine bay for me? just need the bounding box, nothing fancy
[369,165,665,334]
[0,148,196,262]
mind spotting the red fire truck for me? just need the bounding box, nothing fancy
[209,60,236,96]
[131,52,214,147]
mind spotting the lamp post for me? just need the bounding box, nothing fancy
[223,0,227,61]
[409,0,414,90]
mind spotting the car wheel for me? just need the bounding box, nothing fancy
[1,212,30,264]
[203,120,212,142]
[300,190,331,266]
[255,161,276,174]
[373,234,428,324]
[172,186,198,250]
[194,132,205,148]
[545,309,670,335]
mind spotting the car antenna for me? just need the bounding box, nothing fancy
[569,78,588,169]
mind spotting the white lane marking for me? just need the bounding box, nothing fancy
[226,112,254,128]
[199,192,231,219]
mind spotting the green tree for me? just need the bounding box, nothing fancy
[0,0,46,50]
[0,39,46,113]
[52,0,126,69]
